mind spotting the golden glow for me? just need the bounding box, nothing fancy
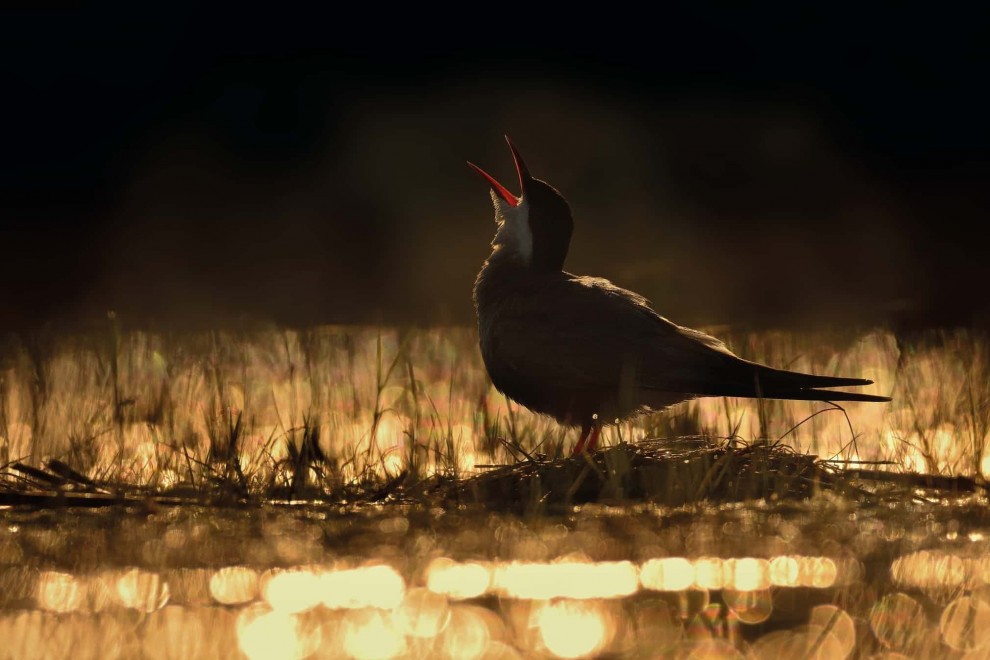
[263,568,323,613]
[479,642,523,659]
[891,550,968,592]
[724,558,770,591]
[321,565,406,610]
[37,571,84,613]
[439,605,492,660]
[209,566,259,605]
[869,592,926,651]
[1,611,68,659]
[722,589,772,624]
[639,556,834,593]
[809,605,856,659]
[537,601,610,659]
[640,557,694,591]
[800,557,837,588]
[5,326,983,483]
[86,572,117,612]
[142,606,207,659]
[493,560,637,600]
[680,639,744,658]
[426,558,491,599]
[693,557,724,590]
[395,587,451,638]
[769,556,799,586]
[342,608,407,660]
[750,628,842,659]
[237,605,319,660]
[116,569,170,612]
[940,595,990,651]
[632,602,683,652]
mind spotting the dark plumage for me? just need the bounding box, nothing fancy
[470,137,891,453]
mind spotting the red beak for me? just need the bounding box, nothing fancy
[467,135,531,207]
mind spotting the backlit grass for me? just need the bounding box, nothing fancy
[1,321,987,499]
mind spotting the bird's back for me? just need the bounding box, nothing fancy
[474,251,714,424]
[475,251,888,427]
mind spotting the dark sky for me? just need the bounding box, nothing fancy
[3,7,989,331]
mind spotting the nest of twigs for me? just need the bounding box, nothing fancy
[442,436,989,511]
[2,436,986,511]
[445,437,825,510]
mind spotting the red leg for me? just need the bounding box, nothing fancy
[572,424,601,456]
[572,424,592,455]
[585,426,602,452]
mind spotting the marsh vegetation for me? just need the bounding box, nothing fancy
[1,322,989,658]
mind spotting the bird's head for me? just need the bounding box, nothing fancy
[469,137,573,272]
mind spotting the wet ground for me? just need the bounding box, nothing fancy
[3,495,990,659]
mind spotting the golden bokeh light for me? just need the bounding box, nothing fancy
[209,566,259,605]
[768,556,799,587]
[321,565,406,610]
[631,601,683,652]
[0,325,979,486]
[750,628,841,660]
[115,568,170,612]
[263,568,323,613]
[808,605,855,659]
[640,557,694,591]
[426,558,492,599]
[723,558,770,592]
[800,557,837,588]
[237,605,321,660]
[869,592,928,652]
[37,571,84,613]
[940,595,990,651]
[680,638,744,659]
[438,605,492,660]
[5,327,990,660]
[394,587,451,638]
[494,560,638,600]
[537,600,611,659]
[722,589,772,624]
[342,608,407,660]
[891,550,969,593]
[693,558,724,590]
[142,606,206,660]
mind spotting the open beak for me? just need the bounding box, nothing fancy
[467,135,531,207]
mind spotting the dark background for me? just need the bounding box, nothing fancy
[3,7,988,331]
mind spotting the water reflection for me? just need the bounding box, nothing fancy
[210,566,258,605]
[536,600,612,658]
[869,592,928,653]
[262,568,323,613]
[3,499,990,657]
[37,571,83,613]
[341,608,407,660]
[426,558,491,599]
[237,605,321,660]
[115,568,170,612]
[321,565,405,610]
[939,595,990,651]
[493,560,638,600]
[0,554,951,658]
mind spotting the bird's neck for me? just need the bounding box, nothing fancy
[474,247,563,312]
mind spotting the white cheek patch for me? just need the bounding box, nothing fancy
[492,193,533,264]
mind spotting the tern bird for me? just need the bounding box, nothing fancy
[469,137,891,454]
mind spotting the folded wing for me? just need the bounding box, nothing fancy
[490,274,890,404]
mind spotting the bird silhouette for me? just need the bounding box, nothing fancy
[470,137,890,454]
